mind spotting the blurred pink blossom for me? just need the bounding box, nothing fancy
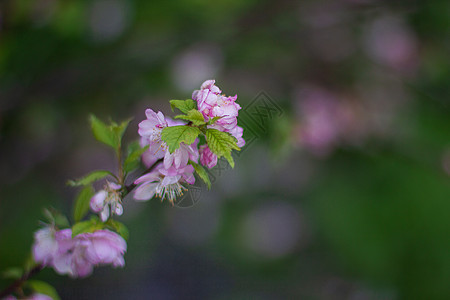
[32,227,126,278]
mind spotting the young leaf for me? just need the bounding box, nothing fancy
[190,162,211,189]
[124,143,149,174]
[205,128,240,168]
[90,115,117,148]
[71,217,103,237]
[207,116,223,125]
[106,219,129,240]
[161,125,201,153]
[42,208,70,228]
[28,280,61,300]
[223,152,235,168]
[112,118,132,144]
[170,99,196,114]
[175,109,206,126]
[73,185,95,222]
[67,170,115,187]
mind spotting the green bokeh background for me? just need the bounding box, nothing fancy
[0,0,449,299]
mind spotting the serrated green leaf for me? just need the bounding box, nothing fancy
[2,267,22,280]
[190,162,211,189]
[106,219,129,240]
[90,115,117,148]
[170,99,196,114]
[124,143,149,174]
[28,280,61,300]
[223,152,235,168]
[205,129,240,168]
[175,109,206,126]
[72,186,95,222]
[67,170,115,187]
[161,125,201,153]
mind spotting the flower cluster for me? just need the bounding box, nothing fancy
[193,80,245,165]
[133,79,244,204]
[33,226,126,278]
[8,79,243,299]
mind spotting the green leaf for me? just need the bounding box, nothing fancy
[223,152,235,168]
[28,280,61,300]
[2,267,22,280]
[71,217,103,237]
[124,143,149,174]
[161,125,201,153]
[205,128,240,168]
[190,162,211,189]
[106,219,129,240]
[112,118,132,144]
[207,116,223,125]
[175,109,206,126]
[72,185,95,222]
[42,208,70,228]
[90,114,117,148]
[66,170,115,187]
[170,99,196,114]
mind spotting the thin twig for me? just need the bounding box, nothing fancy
[0,264,43,298]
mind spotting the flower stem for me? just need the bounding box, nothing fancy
[0,264,43,298]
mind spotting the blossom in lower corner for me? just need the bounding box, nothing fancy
[90,182,123,222]
[3,294,53,300]
[32,227,127,278]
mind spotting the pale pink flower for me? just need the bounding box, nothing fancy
[50,229,126,278]
[90,182,123,222]
[133,164,195,204]
[163,140,199,170]
[77,230,127,268]
[228,125,245,148]
[199,145,217,169]
[32,227,58,266]
[138,109,168,146]
[192,80,241,129]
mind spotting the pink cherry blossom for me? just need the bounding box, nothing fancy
[32,227,127,278]
[133,164,195,204]
[192,80,242,130]
[77,230,127,268]
[199,145,217,169]
[32,227,58,266]
[228,125,245,148]
[163,140,199,170]
[90,182,123,222]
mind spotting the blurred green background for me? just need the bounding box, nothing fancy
[0,0,449,299]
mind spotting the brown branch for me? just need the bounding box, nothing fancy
[0,264,43,298]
